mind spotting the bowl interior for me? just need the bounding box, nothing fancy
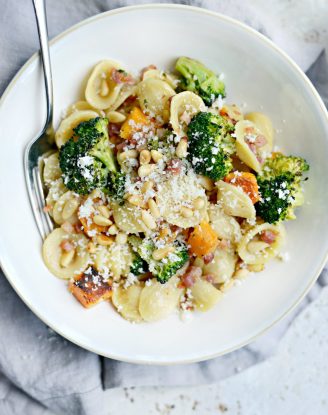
[0,5,327,363]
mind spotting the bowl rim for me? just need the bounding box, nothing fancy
[1,3,328,364]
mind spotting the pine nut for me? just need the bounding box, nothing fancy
[87,241,96,254]
[152,246,175,261]
[247,241,269,254]
[139,149,151,165]
[141,180,154,193]
[93,215,112,226]
[180,206,193,218]
[150,150,163,162]
[100,79,109,97]
[193,197,205,210]
[197,175,214,191]
[116,232,127,245]
[60,249,75,268]
[107,224,119,235]
[97,234,115,246]
[159,228,169,239]
[97,205,111,218]
[234,268,249,279]
[62,198,79,220]
[141,209,157,230]
[107,111,126,123]
[138,164,156,178]
[148,199,160,218]
[118,150,138,163]
[176,137,188,158]
[127,194,144,207]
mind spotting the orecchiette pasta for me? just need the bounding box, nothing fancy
[42,228,90,279]
[43,152,61,186]
[112,284,143,322]
[237,223,286,265]
[245,112,273,150]
[142,68,178,89]
[207,204,241,242]
[190,278,223,311]
[52,191,80,225]
[216,181,256,219]
[170,91,205,136]
[55,110,99,148]
[66,100,102,117]
[108,84,137,112]
[95,242,133,280]
[85,60,125,109]
[137,78,175,121]
[195,247,237,284]
[112,202,149,234]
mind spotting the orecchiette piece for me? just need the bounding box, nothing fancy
[108,84,137,112]
[112,284,143,323]
[112,202,149,234]
[53,191,80,225]
[237,223,286,265]
[245,112,273,150]
[45,178,67,214]
[43,152,61,186]
[235,120,270,172]
[156,171,207,228]
[170,91,205,136]
[95,243,133,280]
[66,100,102,117]
[220,104,244,123]
[190,278,222,311]
[55,110,99,148]
[85,60,125,109]
[142,69,178,89]
[139,277,182,322]
[208,204,241,243]
[42,228,89,279]
[216,181,255,219]
[137,78,175,121]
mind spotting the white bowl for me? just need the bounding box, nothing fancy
[0,4,327,364]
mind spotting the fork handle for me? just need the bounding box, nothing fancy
[32,0,53,132]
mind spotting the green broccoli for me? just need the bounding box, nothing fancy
[129,236,189,284]
[59,117,125,198]
[130,253,148,276]
[187,111,235,180]
[175,57,225,105]
[256,154,309,223]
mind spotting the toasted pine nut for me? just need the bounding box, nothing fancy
[100,79,109,97]
[93,215,112,226]
[193,197,205,210]
[97,234,115,246]
[116,232,127,244]
[127,194,144,207]
[148,199,160,218]
[97,205,111,218]
[234,268,249,279]
[247,241,269,254]
[118,149,138,163]
[139,149,151,165]
[141,209,157,230]
[180,206,193,218]
[107,111,126,123]
[197,175,214,191]
[138,164,156,178]
[107,224,118,235]
[87,241,96,254]
[152,246,175,261]
[176,137,188,158]
[60,249,75,267]
[150,150,163,162]
[141,180,154,193]
[159,228,169,239]
[62,198,79,220]
[248,263,264,273]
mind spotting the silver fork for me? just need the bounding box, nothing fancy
[24,0,55,240]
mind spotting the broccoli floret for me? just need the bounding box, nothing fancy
[187,111,235,180]
[256,155,309,223]
[130,253,148,276]
[59,117,125,198]
[175,57,225,105]
[129,236,189,284]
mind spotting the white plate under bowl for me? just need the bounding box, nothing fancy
[0,4,328,364]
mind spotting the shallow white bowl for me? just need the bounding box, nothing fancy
[0,4,328,364]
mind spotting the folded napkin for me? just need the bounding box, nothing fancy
[0,1,327,414]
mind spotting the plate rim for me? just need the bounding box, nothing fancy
[0,3,328,364]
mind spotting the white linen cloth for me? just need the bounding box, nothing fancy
[0,1,327,414]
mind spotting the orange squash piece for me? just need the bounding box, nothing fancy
[188,221,218,257]
[120,107,150,140]
[224,171,260,204]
